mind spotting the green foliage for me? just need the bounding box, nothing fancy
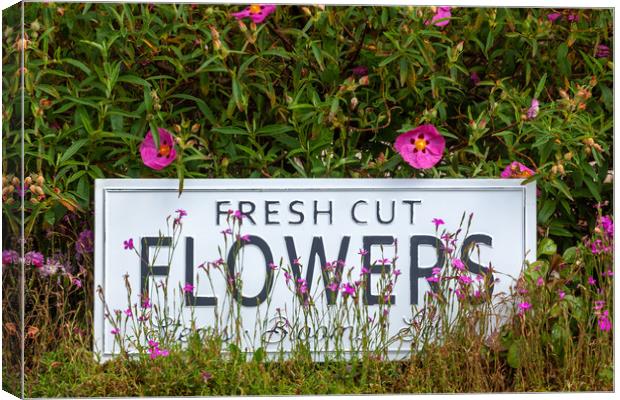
[2,5,613,250]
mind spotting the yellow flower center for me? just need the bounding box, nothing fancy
[414,138,427,152]
[249,5,262,14]
[159,143,171,157]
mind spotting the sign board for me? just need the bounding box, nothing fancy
[94,179,536,360]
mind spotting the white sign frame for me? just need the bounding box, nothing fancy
[94,178,536,360]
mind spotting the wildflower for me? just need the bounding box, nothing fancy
[358,248,369,256]
[536,277,544,287]
[600,215,614,236]
[268,262,278,270]
[176,209,188,218]
[526,98,539,120]
[598,310,612,332]
[148,339,159,348]
[75,230,94,255]
[518,301,532,314]
[72,278,82,288]
[558,290,565,300]
[459,275,473,285]
[432,218,445,229]
[432,267,442,275]
[236,234,251,243]
[605,269,614,277]
[139,128,177,170]
[284,271,292,284]
[183,283,194,293]
[232,210,245,220]
[473,289,481,298]
[594,300,605,311]
[124,308,133,317]
[567,12,579,22]
[455,288,465,300]
[596,44,610,58]
[293,257,301,265]
[361,266,370,275]
[376,258,390,265]
[341,282,356,297]
[500,161,535,179]
[2,250,19,266]
[111,328,120,335]
[426,275,440,283]
[296,278,308,294]
[395,124,445,169]
[123,238,134,250]
[547,12,561,22]
[231,4,276,24]
[452,258,465,271]
[327,282,339,292]
[24,251,44,268]
[141,295,152,309]
[220,228,233,235]
[393,269,402,277]
[588,276,597,285]
[352,65,368,77]
[201,371,213,383]
[470,71,480,85]
[426,6,452,27]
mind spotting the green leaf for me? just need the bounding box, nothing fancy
[60,139,89,164]
[534,73,547,99]
[562,246,577,263]
[118,74,152,88]
[538,199,556,224]
[507,340,522,369]
[538,237,557,256]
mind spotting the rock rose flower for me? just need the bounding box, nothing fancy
[395,124,445,169]
[139,128,177,170]
[231,4,276,24]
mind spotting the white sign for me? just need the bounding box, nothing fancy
[94,179,536,360]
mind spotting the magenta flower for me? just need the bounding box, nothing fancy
[598,310,612,332]
[183,283,194,293]
[141,296,152,309]
[426,275,440,283]
[393,269,402,277]
[431,218,445,229]
[327,282,339,292]
[459,275,473,285]
[470,71,480,85]
[358,248,369,256]
[567,12,579,22]
[361,266,370,275]
[139,128,177,170]
[596,44,610,58]
[72,278,82,288]
[500,161,535,179]
[518,301,532,314]
[600,215,614,236]
[296,278,308,294]
[341,282,356,297]
[536,277,544,287]
[558,290,565,300]
[201,371,213,383]
[547,12,561,22]
[124,308,133,317]
[2,250,19,266]
[231,4,276,24]
[236,234,251,243]
[123,238,134,250]
[111,328,120,335]
[527,98,539,120]
[293,257,301,265]
[232,210,245,220]
[426,6,452,27]
[284,271,292,284]
[452,258,465,271]
[176,209,188,218]
[352,65,368,77]
[268,262,278,271]
[24,251,44,268]
[588,276,597,286]
[594,300,605,311]
[220,228,233,235]
[395,124,445,169]
[75,230,94,255]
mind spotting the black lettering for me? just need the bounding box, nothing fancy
[140,236,172,295]
[410,235,445,305]
[402,200,422,224]
[289,200,304,224]
[461,234,495,295]
[313,200,333,224]
[362,236,395,305]
[238,201,256,224]
[376,200,396,224]
[184,237,217,306]
[351,200,368,224]
[227,235,274,306]
[265,201,280,225]
[216,201,231,225]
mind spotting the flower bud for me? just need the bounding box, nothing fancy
[350,97,358,110]
[56,7,65,16]
[551,165,558,175]
[557,164,565,175]
[11,177,19,186]
[301,6,312,16]
[30,185,37,194]
[5,198,14,205]
[563,151,573,161]
[584,137,595,146]
[592,143,603,152]
[221,157,229,168]
[358,76,369,86]
[30,197,39,204]
[31,20,41,32]
[36,175,44,186]
[154,104,161,111]
[191,123,201,133]
[173,124,182,134]
[24,176,32,186]
[35,186,44,196]
[39,98,52,108]
[238,20,247,32]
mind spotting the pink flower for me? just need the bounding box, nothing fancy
[558,290,565,300]
[24,251,44,268]
[596,44,610,58]
[358,248,369,256]
[293,257,301,265]
[2,250,19,266]
[111,328,120,335]
[296,278,308,294]
[341,282,356,297]
[139,128,177,170]
[361,266,370,275]
[567,12,579,22]
[236,234,251,243]
[141,296,152,309]
[268,262,278,270]
[393,269,402,277]
[124,308,133,317]
[536,277,544,287]
[500,161,535,179]
[327,282,339,292]
[518,301,532,314]
[470,71,480,85]
[459,275,473,285]
[426,6,452,27]
[598,310,612,332]
[284,271,292,284]
[183,283,194,293]
[588,276,597,286]
[431,218,445,229]
[452,258,465,271]
[72,278,82,288]
[232,210,245,220]
[124,238,134,250]
[600,215,614,236]
[231,4,276,24]
[395,124,445,169]
[220,228,233,235]
[426,275,440,283]
[547,12,562,22]
[594,300,605,311]
[526,98,539,120]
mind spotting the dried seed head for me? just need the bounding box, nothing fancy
[173,124,182,134]
[11,176,19,186]
[563,151,573,161]
[191,123,201,133]
[36,175,44,186]
[584,137,595,146]
[24,176,32,185]
[358,76,369,86]
[557,164,565,175]
[551,165,558,175]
